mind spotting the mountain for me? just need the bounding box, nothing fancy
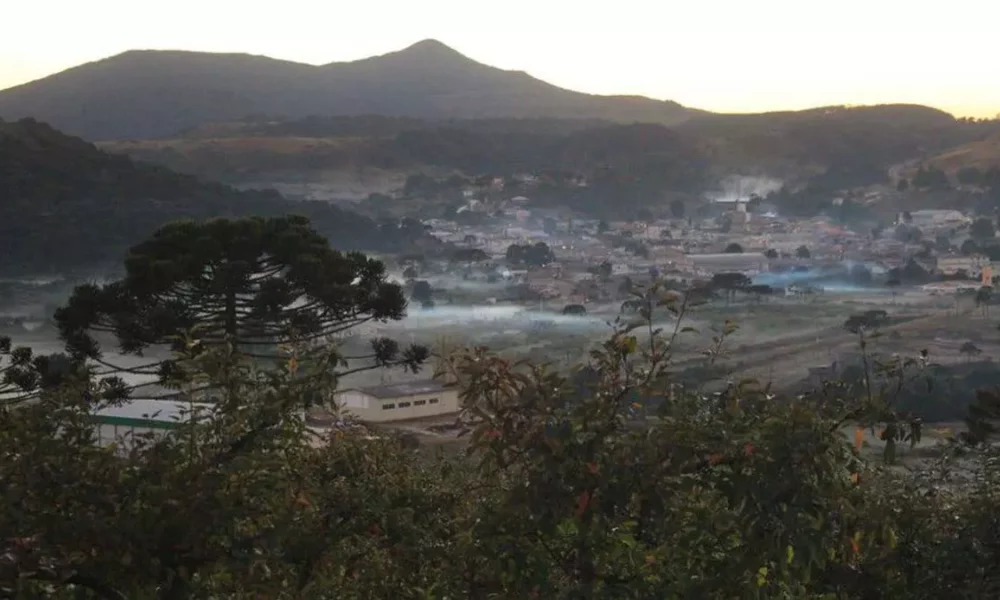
[675,104,971,175]
[0,40,698,141]
[0,118,433,275]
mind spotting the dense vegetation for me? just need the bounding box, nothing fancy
[3,221,1000,598]
[0,119,435,275]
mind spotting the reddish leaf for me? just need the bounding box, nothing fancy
[743,443,755,457]
[575,490,591,518]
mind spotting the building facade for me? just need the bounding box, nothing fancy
[936,255,991,277]
[688,252,770,275]
[333,380,461,422]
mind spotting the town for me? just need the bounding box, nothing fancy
[249,166,1000,442]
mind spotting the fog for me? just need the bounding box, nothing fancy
[753,261,888,294]
[387,304,612,332]
[708,175,784,203]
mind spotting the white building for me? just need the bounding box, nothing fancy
[333,380,461,423]
[90,399,216,448]
[904,210,970,229]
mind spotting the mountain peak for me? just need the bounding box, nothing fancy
[403,39,460,54]
[359,38,477,68]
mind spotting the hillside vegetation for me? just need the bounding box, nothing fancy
[916,131,1000,174]
[100,107,1000,193]
[0,40,696,140]
[101,119,711,186]
[0,119,433,275]
[677,104,981,172]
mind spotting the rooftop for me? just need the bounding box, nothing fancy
[357,379,450,399]
[689,252,768,261]
[91,399,217,428]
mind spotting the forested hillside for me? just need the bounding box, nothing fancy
[0,119,432,275]
[103,107,1000,192]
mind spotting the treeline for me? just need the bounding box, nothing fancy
[5,220,1000,597]
[214,107,1000,181]
[0,119,435,275]
[219,115,616,139]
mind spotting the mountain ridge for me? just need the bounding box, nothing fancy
[0,39,698,141]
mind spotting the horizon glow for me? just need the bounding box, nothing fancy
[1,0,997,118]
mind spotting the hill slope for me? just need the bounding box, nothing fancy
[676,104,968,173]
[915,132,1000,174]
[0,119,431,275]
[99,117,712,203]
[0,40,698,141]
[99,107,981,190]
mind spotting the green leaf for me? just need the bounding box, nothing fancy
[756,565,768,587]
[786,545,795,565]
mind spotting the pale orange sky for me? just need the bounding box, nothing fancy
[2,0,998,117]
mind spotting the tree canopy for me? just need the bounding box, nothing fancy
[54,216,424,393]
[506,242,555,268]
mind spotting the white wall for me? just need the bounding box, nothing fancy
[94,423,171,448]
[335,390,371,411]
[334,390,462,422]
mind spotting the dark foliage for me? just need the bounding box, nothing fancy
[0,119,430,276]
[54,217,419,378]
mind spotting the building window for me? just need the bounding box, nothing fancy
[428,398,439,404]
[382,403,395,410]
[413,400,426,406]
[398,401,411,408]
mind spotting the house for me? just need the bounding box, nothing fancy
[333,380,461,422]
[688,252,770,275]
[936,254,991,277]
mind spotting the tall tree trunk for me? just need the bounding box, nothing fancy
[225,288,238,339]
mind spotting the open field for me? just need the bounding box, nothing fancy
[360,285,999,455]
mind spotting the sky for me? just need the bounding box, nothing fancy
[2,0,998,117]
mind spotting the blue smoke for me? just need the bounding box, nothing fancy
[752,261,883,293]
